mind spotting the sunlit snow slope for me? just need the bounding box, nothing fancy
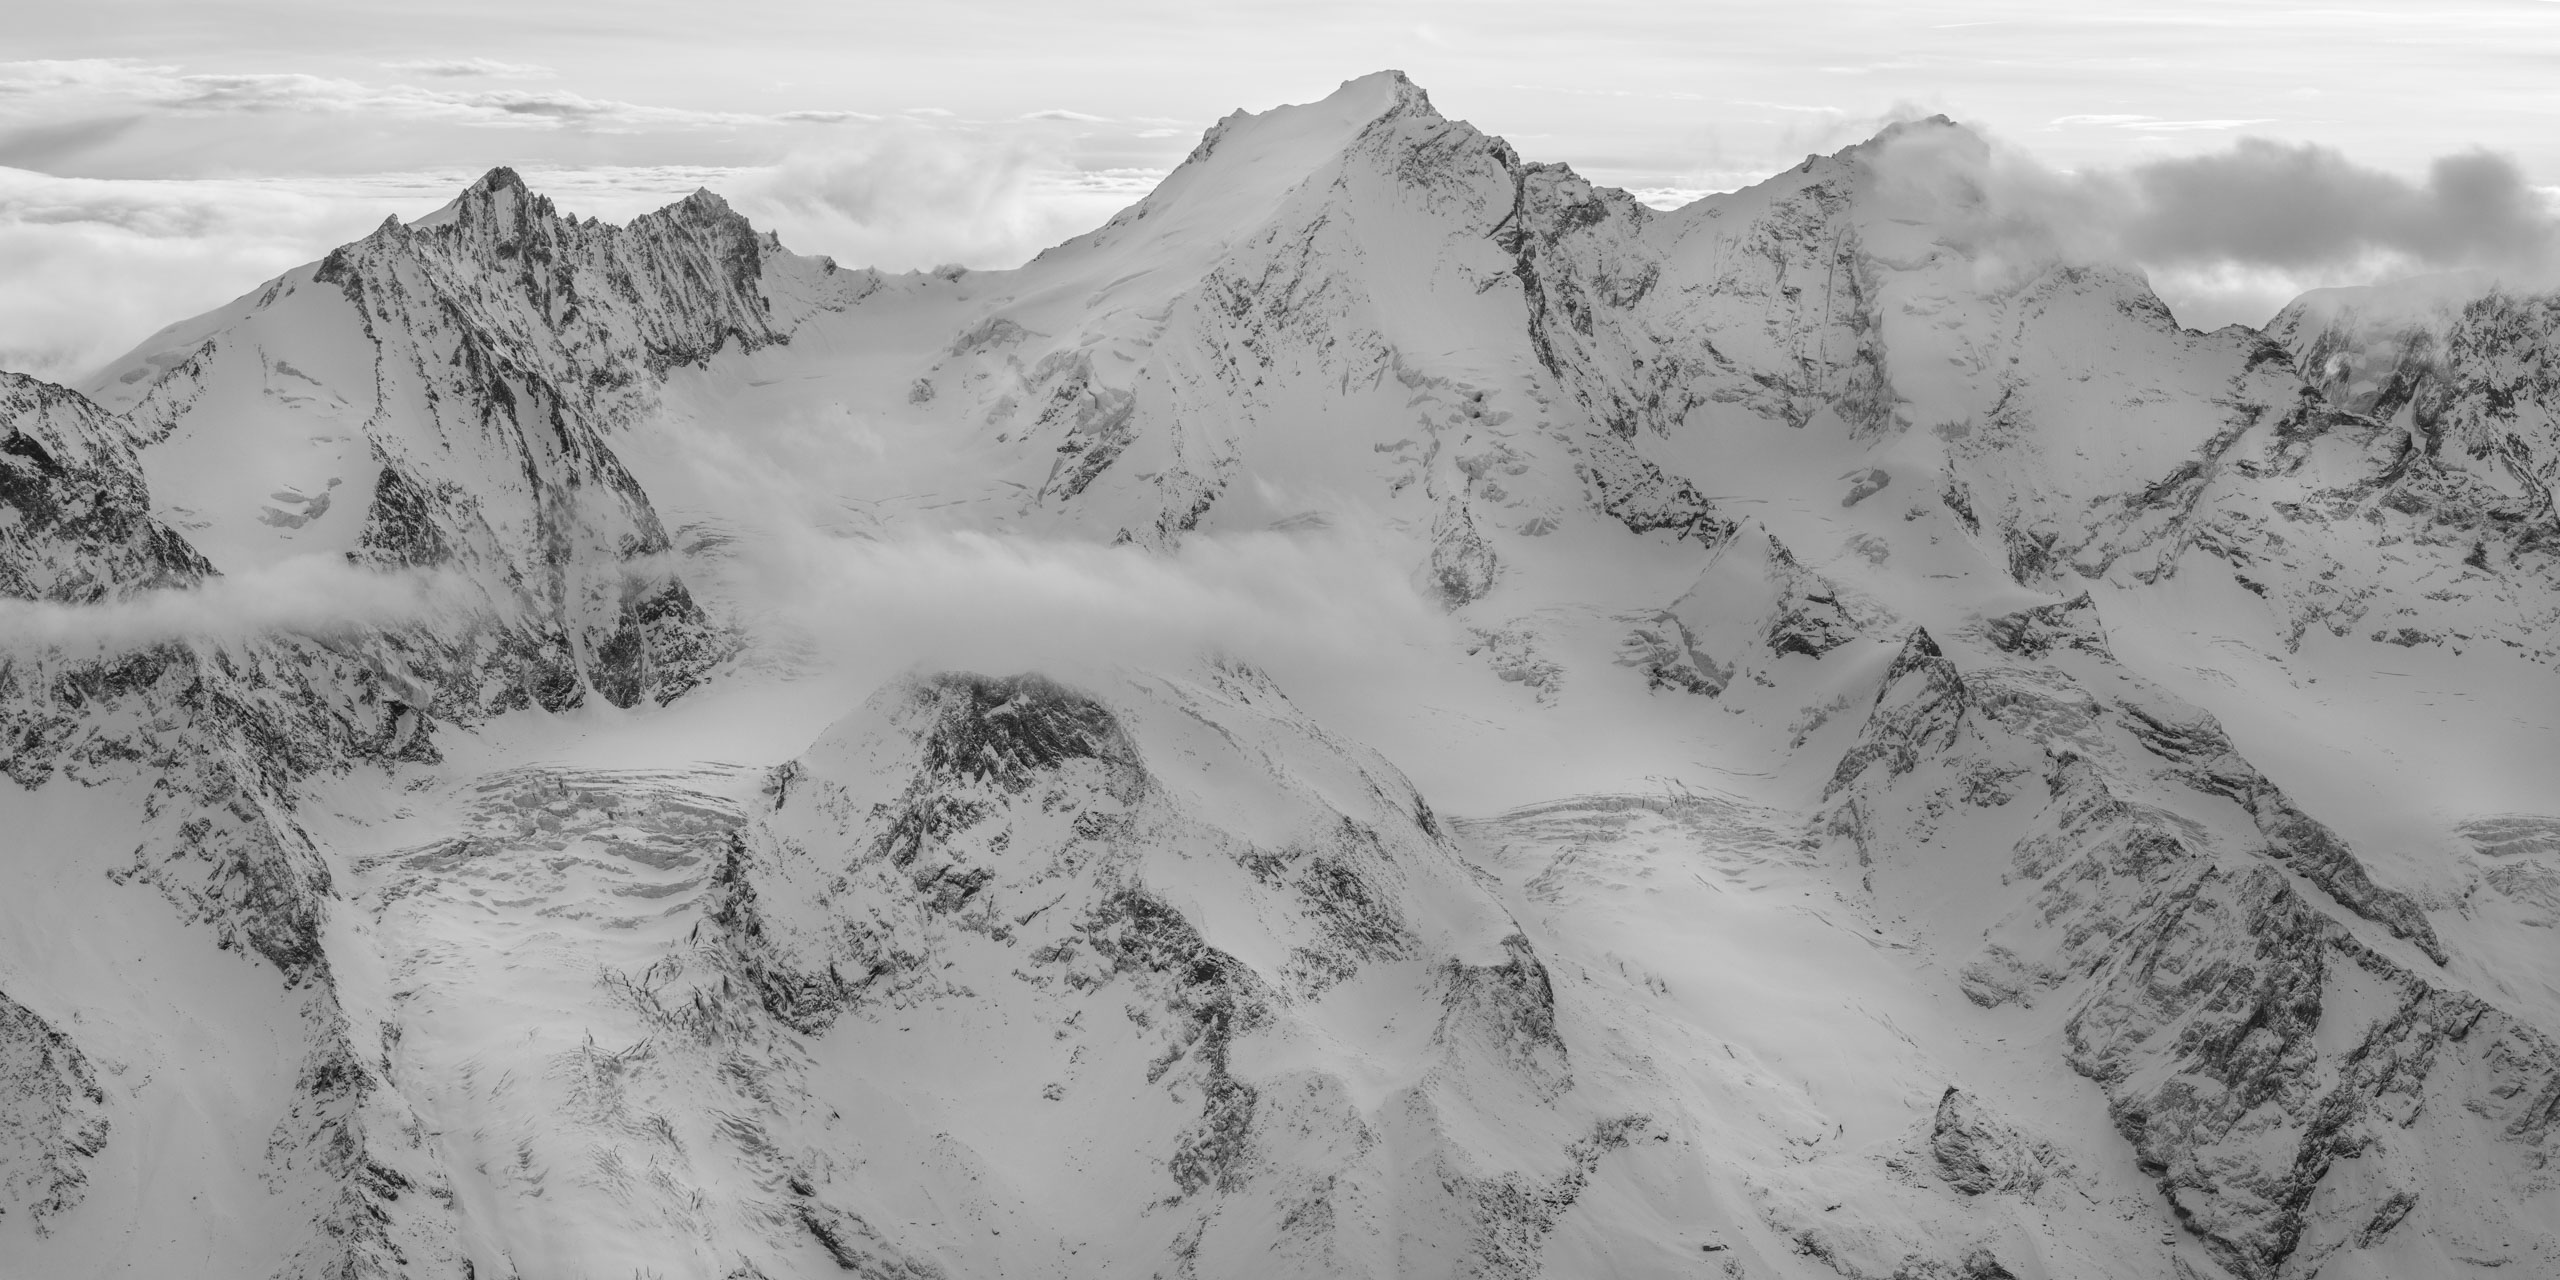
[5,70,2559,1280]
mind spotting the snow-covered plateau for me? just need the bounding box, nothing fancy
[4,71,2558,1280]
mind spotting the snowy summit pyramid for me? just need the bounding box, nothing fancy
[5,72,2559,1280]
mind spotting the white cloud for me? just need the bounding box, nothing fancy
[381,57,555,79]
[776,110,881,125]
[0,59,801,137]
[0,167,432,383]
[1732,101,1847,116]
[2052,113,2277,133]
[730,123,1135,271]
[0,556,494,658]
[727,526,1450,699]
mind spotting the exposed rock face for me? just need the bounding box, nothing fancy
[1,374,210,602]
[1,372,482,1277]
[1828,593,2560,1279]
[1979,279,2560,674]
[1927,1088,2053,1198]
[2274,280,2560,523]
[0,488,454,1276]
[0,992,109,1234]
[22,202,851,1264]
[686,665,1634,1274]
[1623,522,1892,698]
[85,167,880,713]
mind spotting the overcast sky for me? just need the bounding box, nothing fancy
[6,0,2560,379]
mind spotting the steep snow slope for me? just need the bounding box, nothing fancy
[5,71,2560,1280]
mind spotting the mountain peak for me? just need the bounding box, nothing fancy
[1338,68,1434,116]
[405,164,549,233]
[1810,112,1982,174]
[1042,68,1460,265]
[1182,68,1440,167]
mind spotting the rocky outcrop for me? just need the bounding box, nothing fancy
[88,168,889,712]
[0,374,210,602]
[1827,593,2560,1278]
[684,664,1635,1275]
[1625,522,1890,698]
[1925,1087,2056,1198]
[1,369,479,1276]
[2066,861,2560,1280]
[1826,626,1969,804]
[294,173,762,711]
[0,991,109,1234]
[1979,281,2560,673]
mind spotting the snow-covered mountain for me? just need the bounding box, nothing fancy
[5,70,2558,1280]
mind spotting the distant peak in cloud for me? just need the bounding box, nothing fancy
[1021,109,1110,123]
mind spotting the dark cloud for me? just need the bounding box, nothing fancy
[1869,124,2560,328]
[2122,140,2557,271]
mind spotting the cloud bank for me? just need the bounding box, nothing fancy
[2124,142,2554,272]
[1874,127,2560,328]
[0,168,440,384]
[733,125,1149,275]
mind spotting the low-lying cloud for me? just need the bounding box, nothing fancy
[0,520,1452,744]
[726,526,1450,695]
[0,556,491,659]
